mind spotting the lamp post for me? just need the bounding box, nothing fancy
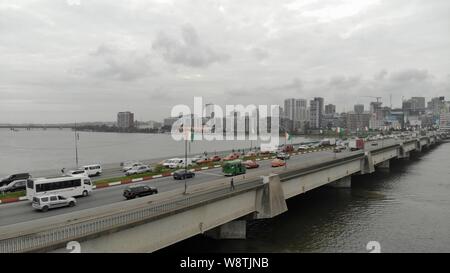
[184,137,187,194]
[74,122,79,169]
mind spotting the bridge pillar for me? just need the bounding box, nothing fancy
[400,151,410,160]
[254,174,288,219]
[205,220,247,240]
[328,176,351,188]
[361,151,375,174]
[377,160,390,171]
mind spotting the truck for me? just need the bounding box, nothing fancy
[348,138,364,151]
[320,138,336,146]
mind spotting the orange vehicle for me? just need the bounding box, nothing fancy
[271,158,286,168]
[243,160,259,169]
[209,155,222,162]
[223,153,240,161]
[196,158,211,164]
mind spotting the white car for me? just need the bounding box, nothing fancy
[67,169,88,177]
[122,162,144,172]
[126,165,152,176]
[298,145,309,151]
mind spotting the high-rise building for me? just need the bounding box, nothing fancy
[284,98,295,121]
[325,104,336,115]
[309,97,324,129]
[346,112,370,132]
[411,97,426,110]
[354,104,364,114]
[284,98,307,131]
[369,102,384,129]
[117,111,135,128]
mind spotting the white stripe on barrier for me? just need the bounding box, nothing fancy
[131,178,144,182]
[19,196,28,201]
[201,167,209,170]
[152,175,163,178]
[214,165,221,168]
[109,181,121,186]
[92,185,97,189]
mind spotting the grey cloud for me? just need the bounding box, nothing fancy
[72,43,154,81]
[389,69,432,82]
[250,47,270,61]
[152,25,230,68]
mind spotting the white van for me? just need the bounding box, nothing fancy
[83,164,102,177]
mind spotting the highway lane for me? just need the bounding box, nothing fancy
[27,144,309,182]
[0,149,354,227]
[25,138,398,182]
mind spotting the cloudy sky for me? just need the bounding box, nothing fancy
[1,0,449,123]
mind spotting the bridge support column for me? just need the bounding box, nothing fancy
[328,176,351,188]
[400,151,410,160]
[254,174,288,219]
[377,160,390,171]
[361,151,375,174]
[205,220,246,239]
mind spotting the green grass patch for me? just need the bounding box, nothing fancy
[0,190,25,200]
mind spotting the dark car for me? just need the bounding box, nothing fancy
[173,169,195,180]
[0,179,28,193]
[123,185,158,200]
[0,173,31,187]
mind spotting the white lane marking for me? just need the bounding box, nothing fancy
[196,172,223,177]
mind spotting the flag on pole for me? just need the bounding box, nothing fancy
[285,132,292,141]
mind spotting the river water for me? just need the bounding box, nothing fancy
[0,128,311,176]
[162,142,450,253]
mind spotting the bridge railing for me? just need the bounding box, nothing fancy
[0,178,262,253]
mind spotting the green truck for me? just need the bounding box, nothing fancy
[222,160,246,176]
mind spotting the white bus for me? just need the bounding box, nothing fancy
[26,176,93,201]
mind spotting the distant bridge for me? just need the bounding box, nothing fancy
[0,125,74,130]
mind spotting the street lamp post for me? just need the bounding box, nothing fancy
[184,137,187,194]
[74,122,79,169]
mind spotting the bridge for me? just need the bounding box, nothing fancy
[0,132,448,253]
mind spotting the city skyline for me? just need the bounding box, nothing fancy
[1,0,450,123]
